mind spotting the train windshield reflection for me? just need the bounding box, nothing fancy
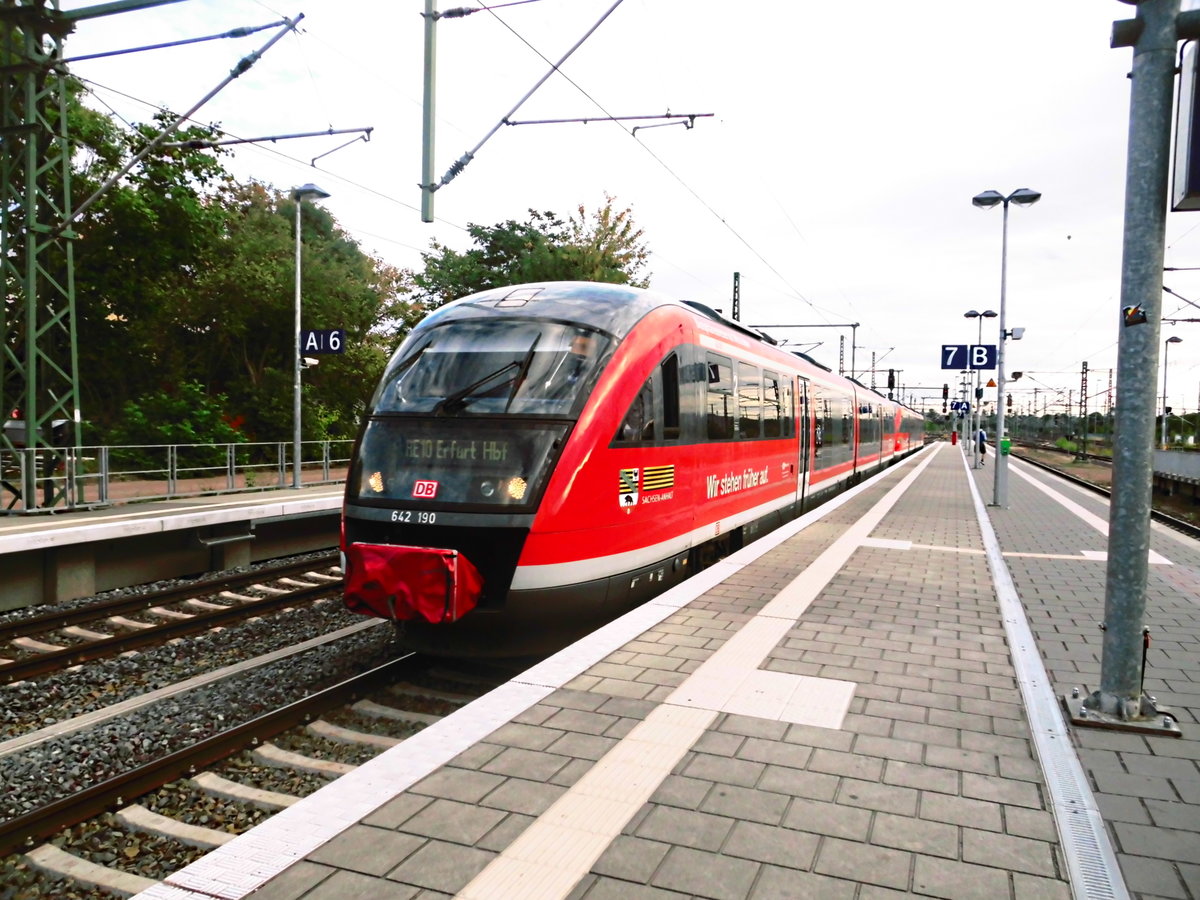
[373,320,610,416]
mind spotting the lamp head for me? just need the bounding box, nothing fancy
[292,183,331,202]
[1167,336,1183,344]
[972,190,1004,209]
[982,309,998,318]
[1008,188,1041,207]
[964,310,980,319]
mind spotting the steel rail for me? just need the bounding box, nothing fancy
[0,651,423,859]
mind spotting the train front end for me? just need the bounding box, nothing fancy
[341,283,637,654]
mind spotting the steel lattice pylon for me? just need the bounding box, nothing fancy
[1,0,80,512]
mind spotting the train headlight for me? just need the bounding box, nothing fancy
[506,477,527,501]
[368,471,384,493]
[479,480,497,498]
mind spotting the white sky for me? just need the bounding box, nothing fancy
[55,0,1200,418]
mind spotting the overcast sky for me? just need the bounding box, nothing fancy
[56,1,1200,418]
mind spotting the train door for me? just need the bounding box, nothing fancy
[796,376,809,506]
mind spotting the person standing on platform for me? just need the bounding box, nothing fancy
[976,427,987,465]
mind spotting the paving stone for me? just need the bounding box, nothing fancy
[809,747,885,780]
[543,706,622,735]
[1004,806,1062,843]
[581,877,689,899]
[636,804,734,851]
[479,777,566,816]
[649,773,714,809]
[652,846,760,900]
[758,764,840,801]
[920,792,1004,832]
[962,827,1056,877]
[386,840,494,894]
[1011,872,1073,900]
[546,730,619,760]
[591,834,672,883]
[737,736,814,769]
[1113,821,1200,860]
[398,798,507,845]
[483,721,561,751]
[814,836,912,890]
[961,771,1044,809]
[683,751,766,787]
[244,861,333,900]
[408,767,505,804]
[882,759,959,795]
[1116,852,1189,899]
[362,792,434,830]
[837,778,919,816]
[923,743,999,776]
[750,865,857,900]
[308,825,425,876]
[475,811,533,852]
[781,796,871,841]
[480,746,571,781]
[911,855,1011,900]
[870,811,958,858]
[700,784,790,825]
[301,868,421,900]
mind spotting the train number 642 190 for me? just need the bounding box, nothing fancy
[390,510,436,524]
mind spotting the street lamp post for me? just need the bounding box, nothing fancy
[1161,335,1182,449]
[964,309,997,468]
[292,183,331,489]
[972,187,1040,507]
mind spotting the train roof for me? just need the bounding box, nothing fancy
[418,281,777,345]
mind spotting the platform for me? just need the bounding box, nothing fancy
[134,442,1199,900]
[0,485,342,610]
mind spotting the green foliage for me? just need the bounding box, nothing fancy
[1055,437,1078,454]
[408,196,651,310]
[105,382,245,470]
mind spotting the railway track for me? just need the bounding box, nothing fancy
[0,618,519,898]
[0,554,343,685]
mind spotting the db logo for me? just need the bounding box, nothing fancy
[412,480,439,499]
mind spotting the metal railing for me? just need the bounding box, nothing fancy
[0,440,352,514]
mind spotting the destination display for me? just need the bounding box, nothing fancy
[401,437,511,463]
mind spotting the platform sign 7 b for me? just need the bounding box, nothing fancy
[941,344,997,370]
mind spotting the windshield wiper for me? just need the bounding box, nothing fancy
[504,333,542,413]
[432,361,520,415]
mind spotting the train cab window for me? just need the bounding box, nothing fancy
[613,352,682,446]
[763,371,783,438]
[738,363,762,439]
[706,354,734,440]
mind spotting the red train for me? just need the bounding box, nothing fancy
[341,281,923,655]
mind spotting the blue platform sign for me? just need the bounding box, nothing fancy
[301,329,345,354]
[941,344,997,370]
[949,400,969,413]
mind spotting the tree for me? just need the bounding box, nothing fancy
[408,196,650,310]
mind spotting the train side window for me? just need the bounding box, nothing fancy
[706,354,734,440]
[783,378,795,437]
[738,363,762,439]
[763,371,782,438]
[615,375,656,444]
[661,353,681,440]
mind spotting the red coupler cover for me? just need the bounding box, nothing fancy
[343,543,483,623]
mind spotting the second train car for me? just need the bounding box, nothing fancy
[342,281,924,655]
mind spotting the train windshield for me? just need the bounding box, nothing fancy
[349,418,567,508]
[371,320,611,417]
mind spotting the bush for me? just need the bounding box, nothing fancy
[104,381,246,470]
[1055,437,1078,454]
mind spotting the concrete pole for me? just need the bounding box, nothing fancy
[421,0,437,222]
[992,201,1011,505]
[1088,0,1178,723]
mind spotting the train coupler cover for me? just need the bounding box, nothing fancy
[343,543,483,624]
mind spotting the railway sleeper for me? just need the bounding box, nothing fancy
[115,803,234,851]
[25,842,156,899]
[190,771,299,811]
[307,718,401,749]
[353,698,442,725]
[251,741,355,778]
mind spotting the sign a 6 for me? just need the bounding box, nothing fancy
[941,344,997,370]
